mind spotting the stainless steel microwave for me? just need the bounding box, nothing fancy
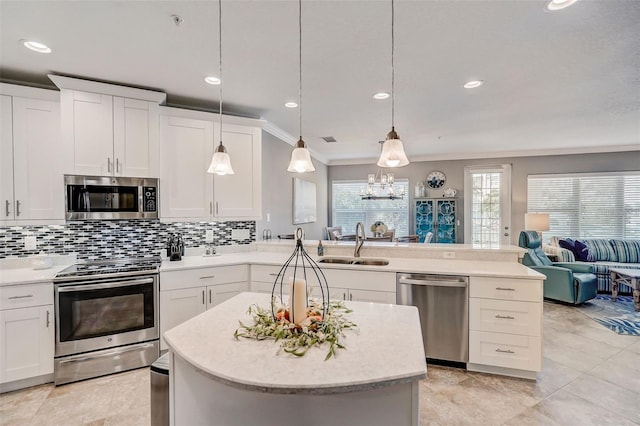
[64,175,158,220]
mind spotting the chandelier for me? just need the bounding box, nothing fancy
[361,169,405,200]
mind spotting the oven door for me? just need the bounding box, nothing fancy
[55,275,159,357]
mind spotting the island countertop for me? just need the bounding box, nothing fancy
[164,292,427,395]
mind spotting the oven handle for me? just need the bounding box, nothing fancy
[57,342,157,364]
[57,277,155,292]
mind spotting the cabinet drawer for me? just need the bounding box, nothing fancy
[469,298,541,337]
[250,281,285,295]
[0,283,53,310]
[250,264,282,283]
[469,331,541,372]
[470,277,541,302]
[161,265,248,291]
[321,269,396,293]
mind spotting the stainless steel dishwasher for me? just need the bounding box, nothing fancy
[396,273,469,365]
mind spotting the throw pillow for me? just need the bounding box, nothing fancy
[574,240,595,262]
[558,238,576,255]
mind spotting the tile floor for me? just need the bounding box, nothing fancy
[1,300,639,425]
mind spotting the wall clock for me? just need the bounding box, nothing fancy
[426,171,446,189]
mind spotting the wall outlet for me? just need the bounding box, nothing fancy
[24,235,37,250]
[231,229,250,240]
[443,251,455,259]
[205,230,214,243]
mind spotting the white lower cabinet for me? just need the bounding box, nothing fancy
[160,265,248,349]
[0,283,54,387]
[468,276,543,377]
[250,265,396,303]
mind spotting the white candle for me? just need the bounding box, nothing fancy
[288,277,307,324]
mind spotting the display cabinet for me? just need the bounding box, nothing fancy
[415,198,457,243]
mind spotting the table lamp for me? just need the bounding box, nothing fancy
[525,213,550,241]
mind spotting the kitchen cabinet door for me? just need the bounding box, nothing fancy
[0,305,54,384]
[0,95,13,221]
[207,282,249,308]
[160,287,206,350]
[1,95,64,222]
[113,97,159,177]
[160,115,214,219]
[11,97,64,220]
[213,123,262,219]
[67,90,114,175]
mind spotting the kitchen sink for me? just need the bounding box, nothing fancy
[317,257,389,266]
[317,257,353,264]
[352,258,389,266]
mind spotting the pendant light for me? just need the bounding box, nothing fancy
[207,0,234,175]
[377,0,409,168]
[287,0,315,173]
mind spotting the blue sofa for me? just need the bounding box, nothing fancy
[544,238,640,293]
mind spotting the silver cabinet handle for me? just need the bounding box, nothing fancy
[46,310,50,328]
[343,292,347,300]
[210,202,213,215]
[107,157,112,173]
[8,294,33,300]
[5,200,9,217]
[215,202,219,215]
[495,315,515,320]
[496,348,515,354]
[202,290,205,305]
[15,200,21,216]
[209,289,212,305]
[199,275,215,280]
[116,158,120,174]
[496,287,516,291]
[268,273,279,277]
[349,293,353,301]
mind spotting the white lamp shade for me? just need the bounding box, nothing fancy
[376,138,409,168]
[525,213,550,231]
[207,151,235,175]
[287,147,315,173]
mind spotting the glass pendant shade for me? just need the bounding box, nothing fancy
[287,138,315,173]
[207,142,235,175]
[377,128,409,168]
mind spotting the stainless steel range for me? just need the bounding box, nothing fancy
[53,258,160,385]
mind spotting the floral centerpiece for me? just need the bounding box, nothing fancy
[370,221,388,237]
[233,227,357,360]
[234,297,357,360]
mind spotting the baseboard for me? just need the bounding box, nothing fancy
[0,373,54,393]
[467,363,537,380]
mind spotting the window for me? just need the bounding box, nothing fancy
[332,180,409,236]
[527,171,640,240]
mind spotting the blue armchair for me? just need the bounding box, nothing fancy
[518,231,598,305]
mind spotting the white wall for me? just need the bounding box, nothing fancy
[256,132,328,241]
[328,150,640,244]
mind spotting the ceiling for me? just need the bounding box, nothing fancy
[1,0,639,165]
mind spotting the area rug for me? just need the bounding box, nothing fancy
[577,295,640,336]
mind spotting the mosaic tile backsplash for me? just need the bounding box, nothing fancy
[0,220,255,260]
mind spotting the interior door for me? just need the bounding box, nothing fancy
[464,164,512,245]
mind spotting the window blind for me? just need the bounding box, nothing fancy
[332,180,409,236]
[527,171,640,239]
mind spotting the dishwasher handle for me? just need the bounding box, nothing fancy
[398,277,467,288]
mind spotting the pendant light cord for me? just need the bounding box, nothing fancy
[298,0,303,140]
[391,0,395,130]
[218,0,223,144]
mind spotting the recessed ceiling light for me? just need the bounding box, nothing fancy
[285,102,298,108]
[205,76,221,85]
[372,92,391,100]
[463,80,484,89]
[546,0,580,11]
[22,40,51,53]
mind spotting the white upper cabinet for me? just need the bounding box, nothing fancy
[159,108,263,221]
[50,75,164,178]
[213,123,262,219]
[0,86,64,223]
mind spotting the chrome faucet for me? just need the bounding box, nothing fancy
[354,222,365,258]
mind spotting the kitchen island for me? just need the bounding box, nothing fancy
[164,292,427,426]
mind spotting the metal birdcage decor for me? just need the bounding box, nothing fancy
[271,228,329,324]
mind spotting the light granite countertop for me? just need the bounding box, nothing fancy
[164,292,427,394]
[160,249,544,280]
